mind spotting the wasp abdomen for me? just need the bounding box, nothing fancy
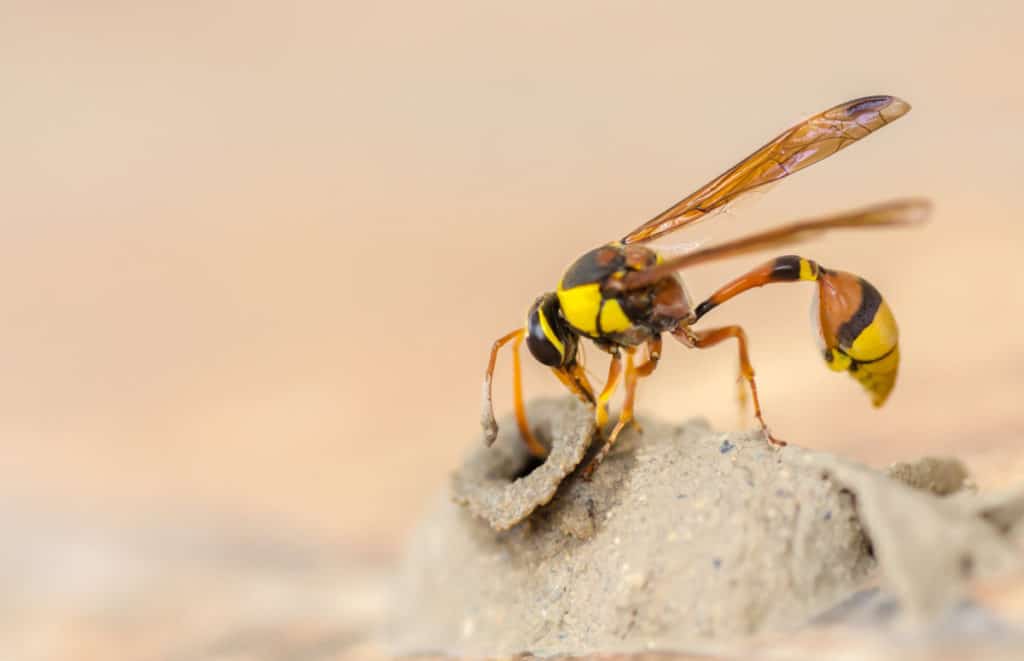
[815,271,899,406]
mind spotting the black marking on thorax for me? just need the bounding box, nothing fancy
[561,244,626,289]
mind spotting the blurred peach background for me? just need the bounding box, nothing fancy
[2,0,1022,563]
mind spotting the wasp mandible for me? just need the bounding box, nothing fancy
[481,96,929,478]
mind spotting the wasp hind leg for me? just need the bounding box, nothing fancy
[673,324,786,447]
[629,336,662,435]
[694,254,902,409]
[481,328,548,458]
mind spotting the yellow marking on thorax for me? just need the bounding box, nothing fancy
[599,298,632,334]
[557,282,602,336]
[557,281,634,338]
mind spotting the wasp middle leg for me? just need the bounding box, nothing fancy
[595,349,623,431]
[582,336,663,479]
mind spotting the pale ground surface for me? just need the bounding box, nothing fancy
[6,407,1024,661]
[2,1,1024,659]
[394,401,1024,659]
[397,401,877,657]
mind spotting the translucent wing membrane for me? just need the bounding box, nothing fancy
[620,198,930,291]
[622,96,911,244]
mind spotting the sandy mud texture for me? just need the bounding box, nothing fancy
[389,398,1024,658]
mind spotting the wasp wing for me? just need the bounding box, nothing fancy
[619,199,930,291]
[621,96,911,245]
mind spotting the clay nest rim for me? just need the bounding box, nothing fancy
[451,398,597,531]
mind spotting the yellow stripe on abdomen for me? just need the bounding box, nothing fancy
[844,299,899,407]
[846,300,898,362]
[850,346,899,407]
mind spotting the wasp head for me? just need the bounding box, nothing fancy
[525,293,578,367]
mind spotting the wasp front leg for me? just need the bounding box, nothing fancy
[481,328,548,458]
[694,254,901,408]
[551,361,597,409]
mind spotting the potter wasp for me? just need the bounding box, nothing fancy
[482,96,929,478]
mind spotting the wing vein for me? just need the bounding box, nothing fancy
[622,95,912,244]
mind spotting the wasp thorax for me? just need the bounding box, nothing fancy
[526,293,578,367]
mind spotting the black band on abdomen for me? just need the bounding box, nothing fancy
[837,278,882,348]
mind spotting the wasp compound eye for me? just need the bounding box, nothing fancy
[526,294,576,367]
